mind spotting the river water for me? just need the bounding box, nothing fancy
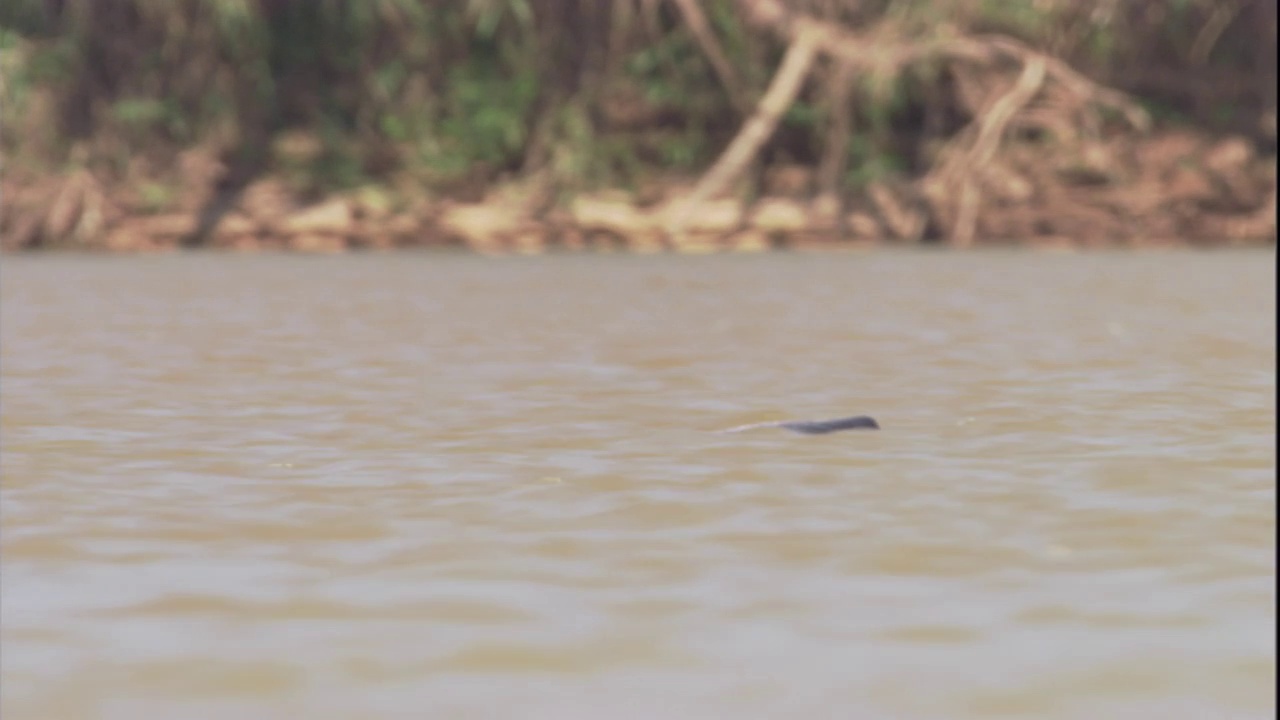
[2,250,1274,719]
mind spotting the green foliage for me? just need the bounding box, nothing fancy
[844,133,908,189]
[977,0,1051,36]
[784,101,821,130]
[626,25,720,116]
[138,181,175,213]
[468,0,533,40]
[430,57,539,170]
[111,97,191,142]
[0,0,1272,203]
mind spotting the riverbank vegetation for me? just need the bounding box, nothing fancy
[1,0,1275,253]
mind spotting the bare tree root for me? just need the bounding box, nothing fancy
[3,170,112,250]
[665,0,1153,245]
[1189,0,1246,67]
[925,57,1046,247]
[663,26,820,237]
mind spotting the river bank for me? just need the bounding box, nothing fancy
[3,126,1274,255]
[4,1,1274,255]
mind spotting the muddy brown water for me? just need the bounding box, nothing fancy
[1,250,1275,720]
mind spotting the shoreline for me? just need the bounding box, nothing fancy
[2,230,1269,257]
[4,131,1275,256]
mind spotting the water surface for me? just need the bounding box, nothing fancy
[2,250,1275,719]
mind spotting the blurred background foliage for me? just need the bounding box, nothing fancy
[1,0,1274,205]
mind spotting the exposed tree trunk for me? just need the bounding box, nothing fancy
[664,26,820,237]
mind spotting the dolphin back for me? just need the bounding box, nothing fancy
[778,415,880,434]
[718,415,880,434]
